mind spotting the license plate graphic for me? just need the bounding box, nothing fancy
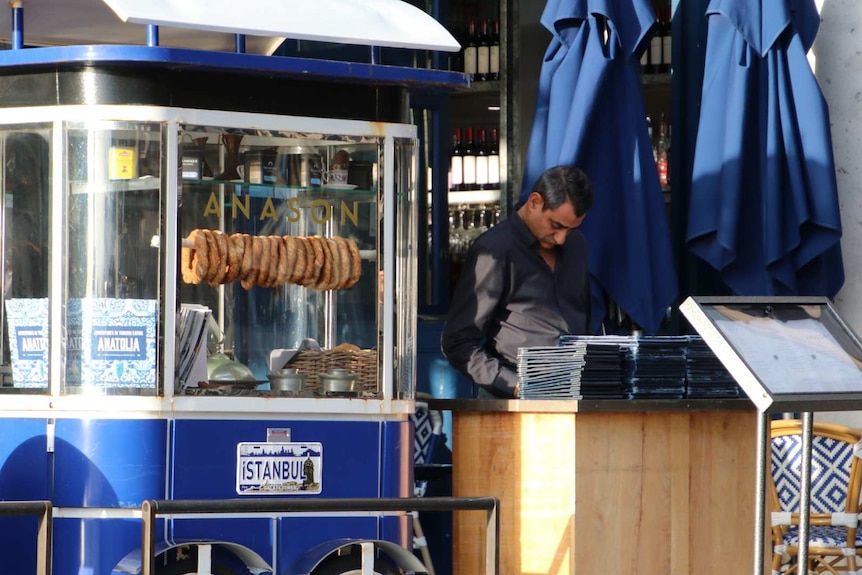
[236,442,322,495]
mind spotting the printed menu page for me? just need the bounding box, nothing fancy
[713,307,862,395]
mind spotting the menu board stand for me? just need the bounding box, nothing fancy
[680,296,862,575]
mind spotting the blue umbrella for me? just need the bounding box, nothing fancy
[521,0,678,335]
[687,0,843,297]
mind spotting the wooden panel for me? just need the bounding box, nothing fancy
[451,408,758,575]
[452,412,576,575]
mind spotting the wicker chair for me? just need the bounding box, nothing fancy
[769,420,862,575]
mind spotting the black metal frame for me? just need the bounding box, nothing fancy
[141,496,499,575]
[0,500,52,575]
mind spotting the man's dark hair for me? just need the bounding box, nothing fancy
[532,165,594,217]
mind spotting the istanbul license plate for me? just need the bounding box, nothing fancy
[236,441,322,495]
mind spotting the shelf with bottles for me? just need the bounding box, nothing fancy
[449,13,501,88]
[641,0,672,81]
[449,124,500,195]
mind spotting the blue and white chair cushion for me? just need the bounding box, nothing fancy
[771,432,862,556]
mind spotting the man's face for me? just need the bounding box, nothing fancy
[523,192,586,249]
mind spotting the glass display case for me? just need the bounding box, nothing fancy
[0,108,418,403]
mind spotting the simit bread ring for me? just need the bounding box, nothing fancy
[202,229,220,284]
[333,236,352,289]
[223,233,245,284]
[239,234,254,282]
[241,235,264,290]
[257,233,273,288]
[265,236,281,288]
[275,235,290,286]
[289,236,306,285]
[344,238,362,289]
[210,230,229,285]
[282,236,298,285]
[325,238,341,290]
[189,229,209,283]
[299,237,319,287]
[313,236,332,290]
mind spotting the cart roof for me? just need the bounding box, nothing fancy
[0,0,460,53]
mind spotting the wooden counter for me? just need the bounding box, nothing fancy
[430,399,761,575]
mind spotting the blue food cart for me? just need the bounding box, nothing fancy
[0,1,468,573]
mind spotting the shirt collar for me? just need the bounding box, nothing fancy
[511,209,539,249]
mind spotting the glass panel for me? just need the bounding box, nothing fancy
[1,126,52,393]
[65,121,164,395]
[178,126,381,398]
[395,137,417,400]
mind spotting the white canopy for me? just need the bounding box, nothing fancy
[0,0,460,54]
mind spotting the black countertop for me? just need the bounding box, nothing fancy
[426,397,756,414]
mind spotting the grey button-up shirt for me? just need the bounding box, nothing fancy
[441,211,591,397]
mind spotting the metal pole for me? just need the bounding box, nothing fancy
[146,25,158,47]
[10,0,23,50]
[235,34,246,54]
[798,412,814,574]
[753,411,768,575]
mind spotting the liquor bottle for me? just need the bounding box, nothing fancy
[655,113,670,186]
[463,19,478,81]
[450,127,464,191]
[476,19,491,82]
[475,127,489,190]
[660,7,672,74]
[489,18,500,81]
[488,127,500,190]
[462,126,478,191]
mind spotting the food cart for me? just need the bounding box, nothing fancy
[0,1,467,574]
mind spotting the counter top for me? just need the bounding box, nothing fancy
[426,397,755,413]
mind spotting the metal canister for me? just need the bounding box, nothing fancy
[319,368,357,394]
[267,368,307,392]
[278,146,323,187]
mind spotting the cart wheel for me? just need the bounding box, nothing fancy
[311,554,400,575]
[157,559,240,575]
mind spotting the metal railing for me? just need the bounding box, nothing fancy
[0,500,52,575]
[142,496,498,575]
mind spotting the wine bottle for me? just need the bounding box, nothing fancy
[488,128,500,190]
[450,127,464,191]
[475,127,489,190]
[477,19,490,82]
[489,18,500,81]
[463,20,478,81]
[462,126,478,191]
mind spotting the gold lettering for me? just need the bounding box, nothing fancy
[341,201,359,226]
[287,197,302,223]
[232,193,250,220]
[311,200,331,225]
[204,192,222,218]
[260,198,278,221]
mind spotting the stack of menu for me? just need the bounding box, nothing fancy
[626,336,688,399]
[516,345,587,399]
[178,304,211,391]
[685,335,740,398]
[561,335,635,399]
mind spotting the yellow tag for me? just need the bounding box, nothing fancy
[109,147,137,180]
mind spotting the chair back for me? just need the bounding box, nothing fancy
[771,422,862,514]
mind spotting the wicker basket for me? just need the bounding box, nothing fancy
[284,349,378,394]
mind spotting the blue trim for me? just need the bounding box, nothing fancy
[0,44,470,90]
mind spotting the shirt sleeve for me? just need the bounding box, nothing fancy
[441,239,518,397]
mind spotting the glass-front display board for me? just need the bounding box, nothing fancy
[680,296,862,412]
[0,115,416,400]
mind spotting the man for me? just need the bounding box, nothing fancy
[441,165,594,398]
